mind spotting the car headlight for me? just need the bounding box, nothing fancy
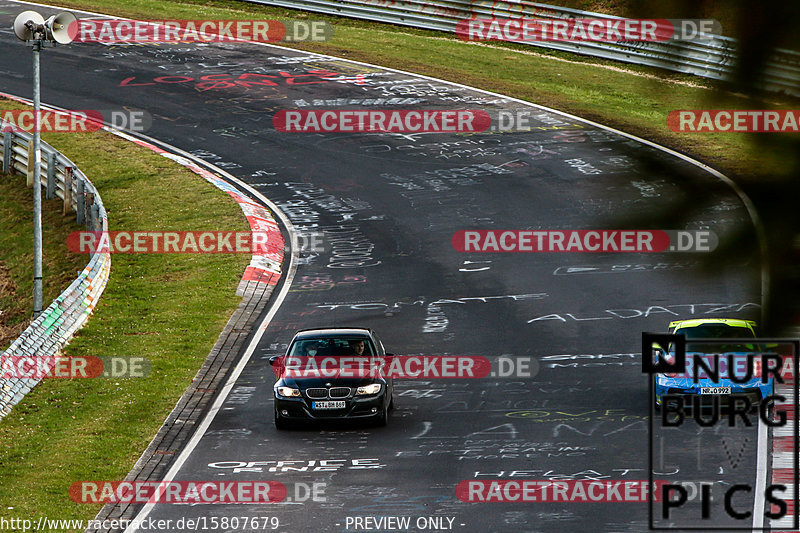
[356,383,382,395]
[276,386,301,397]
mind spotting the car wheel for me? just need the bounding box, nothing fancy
[275,409,291,430]
[375,402,388,427]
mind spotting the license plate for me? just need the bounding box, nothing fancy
[312,401,346,410]
[700,387,731,395]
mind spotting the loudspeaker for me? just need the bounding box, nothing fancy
[13,10,45,41]
[44,12,77,44]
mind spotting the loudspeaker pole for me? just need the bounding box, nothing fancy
[12,9,76,318]
[32,38,42,317]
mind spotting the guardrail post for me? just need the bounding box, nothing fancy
[2,132,12,173]
[63,166,73,215]
[76,179,85,225]
[90,203,99,231]
[84,191,94,229]
[26,139,34,187]
[46,151,56,199]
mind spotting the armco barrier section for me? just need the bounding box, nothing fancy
[0,127,110,420]
[241,0,800,97]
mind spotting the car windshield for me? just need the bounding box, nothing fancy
[675,324,755,339]
[675,324,756,353]
[288,337,376,357]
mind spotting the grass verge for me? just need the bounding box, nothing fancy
[0,171,86,348]
[0,98,249,525]
[44,0,799,181]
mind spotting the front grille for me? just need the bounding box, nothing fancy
[305,387,353,399]
[329,387,351,398]
[305,388,329,399]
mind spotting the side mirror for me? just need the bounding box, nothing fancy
[268,355,282,366]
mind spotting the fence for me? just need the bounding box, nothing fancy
[0,128,110,419]
[241,0,800,97]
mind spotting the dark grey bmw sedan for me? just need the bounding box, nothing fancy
[270,327,394,429]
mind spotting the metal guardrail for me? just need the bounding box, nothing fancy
[241,0,800,97]
[0,128,110,420]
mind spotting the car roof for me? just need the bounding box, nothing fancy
[292,327,373,340]
[668,318,757,330]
